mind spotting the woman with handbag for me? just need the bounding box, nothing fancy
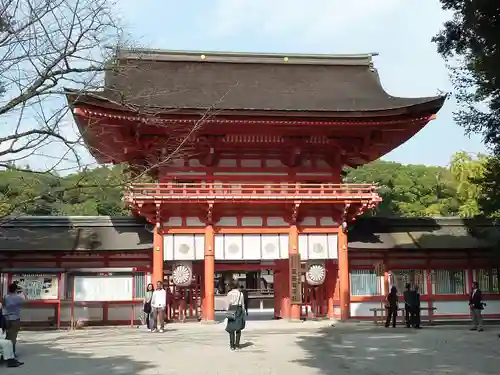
[385,286,399,328]
[139,283,154,329]
[225,281,246,351]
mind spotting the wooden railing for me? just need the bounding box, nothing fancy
[125,182,379,202]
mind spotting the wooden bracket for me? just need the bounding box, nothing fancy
[290,202,301,225]
[206,201,214,225]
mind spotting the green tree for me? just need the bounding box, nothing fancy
[433,0,500,217]
[344,160,459,217]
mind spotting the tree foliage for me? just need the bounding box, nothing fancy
[434,0,500,217]
[0,152,489,219]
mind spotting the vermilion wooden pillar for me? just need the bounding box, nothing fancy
[273,264,282,318]
[152,225,164,285]
[203,224,215,322]
[326,261,336,319]
[289,224,301,321]
[338,226,350,321]
[280,260,290,319]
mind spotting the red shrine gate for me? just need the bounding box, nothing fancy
[68,49,445,322]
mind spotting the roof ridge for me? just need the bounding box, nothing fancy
[115,48,377,66]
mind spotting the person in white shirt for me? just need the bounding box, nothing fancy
[150,281,167,333]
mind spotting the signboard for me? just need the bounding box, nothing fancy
[289,253,302,305]
[11,274,59,300]
[73,275,133,301]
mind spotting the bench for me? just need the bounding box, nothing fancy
[369,306,437,326]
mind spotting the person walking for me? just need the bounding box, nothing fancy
[139,283,154,329]
[225,281,246,350]
[151,281,166,333]
[469,281,484,332]
[2,283,27,357]
[385,286,399,328]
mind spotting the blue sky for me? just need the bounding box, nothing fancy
[114,0,486,167]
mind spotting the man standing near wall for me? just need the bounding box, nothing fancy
[403,283,415,328]
[469,281,484,332]
[151,281,166,333]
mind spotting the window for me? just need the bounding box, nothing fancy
[350,270,380,296]
[432,269,466,295]
[134,272,147,299]
[390,269,427,295]
[475,268,500,293]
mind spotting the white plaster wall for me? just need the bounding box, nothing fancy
[241,159,261,167]
[167,172,206,176]
[300,217,316,226]
[483,300,500,314]
[350,302,381,317]
[350,301,430,317]
[108,305,142,321]
[218,159,237,167]
[241,217,263,226]
[216,217,237,226]
[164,217,182,226]
[188,159,202,167]
[267,217,287,226]
[433,301,471,315]
[186,217,204,226]
[320,217,337,226]
[59,306,103,322]
[265,159,284,167]
[21,307,55,323]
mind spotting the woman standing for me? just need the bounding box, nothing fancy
[225,281,246,351]
[385,286,399,328]
[139,283,154,329]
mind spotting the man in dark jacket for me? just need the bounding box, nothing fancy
[469,281,484,332]
[403,283,415,328]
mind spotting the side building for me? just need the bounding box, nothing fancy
[0,216,499,326]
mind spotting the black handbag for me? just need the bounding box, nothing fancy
[143,302,152,314]
[225,292,242,321]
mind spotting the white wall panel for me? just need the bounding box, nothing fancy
[327,234,339,259]
[299,233,338,260]
[242,234,261,259]
[215,234,288,260]
[261,235,281,260]
[164,234,205,261]
[279,235,289,259]
[224,234,244,260]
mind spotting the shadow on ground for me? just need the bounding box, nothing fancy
[3,331,154,375]
[293,325,500,375]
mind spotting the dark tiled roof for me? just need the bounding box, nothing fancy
[70,49,445,115]
[0,216,153,252]
[348,217,500,250]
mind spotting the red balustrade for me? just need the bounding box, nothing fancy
[125,182,380,203]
